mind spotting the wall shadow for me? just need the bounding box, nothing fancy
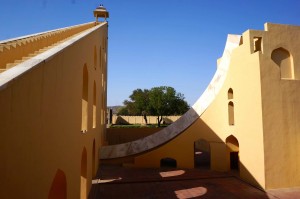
[115,116,130,125]
[89,165,272,199]
[101,108,265,192]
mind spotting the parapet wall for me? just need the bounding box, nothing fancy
[106,128,163,145]
[112,115,181,125]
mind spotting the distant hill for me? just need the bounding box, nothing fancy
[107,106,123,114]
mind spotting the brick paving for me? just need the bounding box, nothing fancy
[89,165,300,199]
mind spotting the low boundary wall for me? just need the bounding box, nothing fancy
[112,115,181,125]
[106,128,163,145]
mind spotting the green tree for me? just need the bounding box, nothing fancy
[118,86,189,127]
[148,86,189,127]
[117,106,129,115]
[117,89,150,122]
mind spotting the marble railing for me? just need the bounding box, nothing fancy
[100,34,241,159]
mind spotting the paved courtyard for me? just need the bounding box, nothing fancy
[89,165,300,199]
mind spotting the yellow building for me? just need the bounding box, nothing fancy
[1,4,300,197]
[101,23,300,190]
[0,6,108,199]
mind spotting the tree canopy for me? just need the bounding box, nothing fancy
[118,86,189,126]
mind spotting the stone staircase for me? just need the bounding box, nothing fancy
[0,22,100,73]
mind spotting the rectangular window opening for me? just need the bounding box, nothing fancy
[253,37,262,53]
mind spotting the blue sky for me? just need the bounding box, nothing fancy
[1,0,300,106]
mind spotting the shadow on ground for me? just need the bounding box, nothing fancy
[89,165,281,199]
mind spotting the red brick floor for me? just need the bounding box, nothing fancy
[89,165,300,199]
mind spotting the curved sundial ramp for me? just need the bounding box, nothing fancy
[101,34,241,159]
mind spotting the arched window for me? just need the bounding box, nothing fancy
[253,37,262,52]
[93,81,97,129]
[271,47,294,79]
[103,37,107,64]
[81,65,88,132]
[226,135,239,151]
[239,36,243,46]
[99,47,102,71]
[92,140,96,176]
[48,169,67,199]
[102,94,105,125]
[94,46,97,70]
[81,147,87,199]
[228,101,234,125]
[228,88,233,100]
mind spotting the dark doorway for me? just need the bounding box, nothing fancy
[226,135,239,172]
[230,152,239,170]
[160,158,177,168]
[194,139,210,169]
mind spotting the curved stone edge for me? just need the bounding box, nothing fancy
[100,34,241,159]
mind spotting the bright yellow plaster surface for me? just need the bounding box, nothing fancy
[0,22,108,199]
[133,23,300,190]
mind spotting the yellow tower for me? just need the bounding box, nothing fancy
[93,4,109,22]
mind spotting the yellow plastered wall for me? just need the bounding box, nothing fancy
[134,30,266,189]
[259,23,300,189]
[134,24,300,190]
[106,128,162,145]
[0,23,108,199]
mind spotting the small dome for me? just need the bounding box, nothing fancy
[95,4,107,11]
[93,4,109,20]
